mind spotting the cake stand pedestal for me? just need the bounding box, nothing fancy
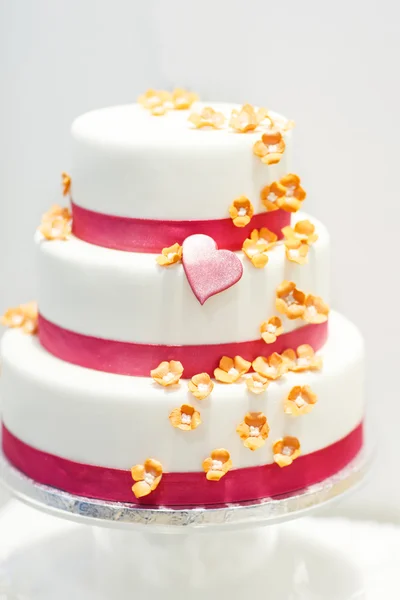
[0,447,369,599]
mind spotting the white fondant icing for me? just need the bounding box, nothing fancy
[71,103,292,220]
[1,312,364,472]
[35,212,330,345]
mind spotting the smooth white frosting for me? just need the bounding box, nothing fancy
[35,212,329,345]
[70,103,292,220]
[0,312,364,472]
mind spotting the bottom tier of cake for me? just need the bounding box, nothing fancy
[0,312,364,507]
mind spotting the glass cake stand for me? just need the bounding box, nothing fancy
[0,441,371,600]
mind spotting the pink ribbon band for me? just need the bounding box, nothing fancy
[71,202,291,253]
[38,316,328,379]
[2,422,363,507]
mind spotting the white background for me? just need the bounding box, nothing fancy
[0,0,399,518]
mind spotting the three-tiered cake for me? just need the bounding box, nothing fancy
[0,93,364,507]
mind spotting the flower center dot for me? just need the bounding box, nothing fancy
[295,395,306,407]
[286,186,295,197]
[11,314,24,326]
[228,367,239,377]
[297,357,310,367]
[289,249,300,259]
[285,292,296,306]
[253,381,263,388]
[267,324,276,334]
[265,366,277,377]
[144,472,155,486]
[163,372,175,383]
[307,306,318,317]
[237,207,247,217]
[197,383,209,393]
[249,426,260,437]
[267,192,277,203]
[211,460,223,471]
[282,447,292,456]
[181,413,192,425]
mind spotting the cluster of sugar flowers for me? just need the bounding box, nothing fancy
[38,172,73,241]
[138,88,199,116]
[241,227,277,267]
[261,174,306,213]
[1,301,38,335]
[282,219,318,265]
[276,281,329,324]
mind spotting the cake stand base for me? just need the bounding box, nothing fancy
[0,501,369,600]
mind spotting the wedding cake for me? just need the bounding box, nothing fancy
[0,91,364,507]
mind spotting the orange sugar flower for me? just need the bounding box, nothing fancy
[229,104,270,133]
[260,181,286,212]
[283,385,318,416]
[284,239,309,265]
[61,172,71,197]
[236,412,270,451]
[138,89,172,115]
[188,373,214,400]
[253,131,286,165]
[156,243,183,266]
[276,174,306,213]
[282,220,318,245]
[150,360,184,386]
[252,352,288,380]
[303,294,330,324]
[39,216,72,241]
[169,404,201,431]
[203,448,233,481]
[229,196,254,227]
[242,228,277,268]
[282,344,323,372]
[260,316,284,344]
[171,88,199,110]
[188,107,225,129]
[214,355,251,383]
[245,372,269,394]
[38,205,72,241]
[273,437,301,467]
[131,458,163,498]
[1,301,38,335]
[275,280,306,320]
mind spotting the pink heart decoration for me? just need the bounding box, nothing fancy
[182,234,243,305]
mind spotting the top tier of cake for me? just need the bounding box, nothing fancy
[71,103,292,221]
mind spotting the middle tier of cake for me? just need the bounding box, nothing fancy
[35,212,329,349]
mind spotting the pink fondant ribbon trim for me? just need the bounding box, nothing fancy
[71,202,291,253]
[38,315,328,378]
[2,423,363,507]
